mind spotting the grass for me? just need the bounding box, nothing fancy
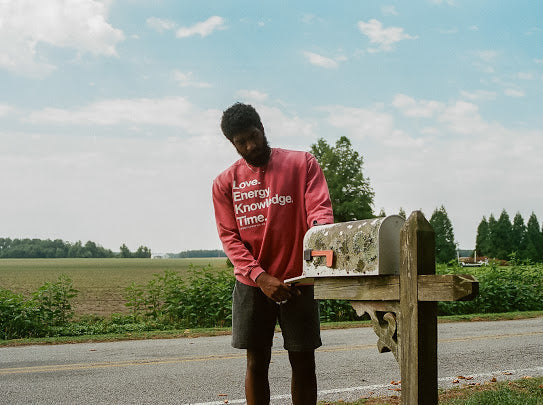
[319,376,543,404]
[1,311,541,347]
[0,257,229,316]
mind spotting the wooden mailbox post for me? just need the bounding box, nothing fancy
[309,211,478,405]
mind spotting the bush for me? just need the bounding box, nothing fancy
[124,265,235,328]
[0,275,78,339]
[32,274,78,327]
[438,263,543,315]
[165,266,234,328]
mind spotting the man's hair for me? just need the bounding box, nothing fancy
[220,103,265,141]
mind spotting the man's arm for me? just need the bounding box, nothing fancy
[305,154,334,227]
[212,179,265,282]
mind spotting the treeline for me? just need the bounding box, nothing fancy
[172,249,226,258]
[476,210,543,262]
[415,206,543,264]
[0,238,150,259]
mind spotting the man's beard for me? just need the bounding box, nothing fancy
[241,139,271,167]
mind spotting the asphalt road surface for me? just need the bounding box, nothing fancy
[1,317,542,404]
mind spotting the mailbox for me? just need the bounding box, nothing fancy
[286,215,405,284]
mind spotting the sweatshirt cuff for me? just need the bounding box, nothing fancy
[249,266,266,283]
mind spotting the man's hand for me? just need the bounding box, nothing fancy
[255,272,300,303]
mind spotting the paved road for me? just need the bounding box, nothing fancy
[1,318,542,404]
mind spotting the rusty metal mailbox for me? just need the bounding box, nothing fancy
[286,215,405,284]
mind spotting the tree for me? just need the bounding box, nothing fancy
[398,207,406,219]
[119,243,132,258]
[134,245,151,258]
[310,136,374,222]
[429,205,457,263]
[524,212,543,262]
[475,216,490,256]
[486,214,498,258]
[511,212,526,258]
[493,209,512,260]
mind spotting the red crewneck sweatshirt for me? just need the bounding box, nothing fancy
[212,148,334,286]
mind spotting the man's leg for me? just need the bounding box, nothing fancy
[288,350,317,405]
[246,347,272,405]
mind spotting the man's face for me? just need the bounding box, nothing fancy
[231,126,271,167]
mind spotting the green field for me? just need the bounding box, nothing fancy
[0,258,229,316]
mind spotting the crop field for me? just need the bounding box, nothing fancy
[0,258,229,316]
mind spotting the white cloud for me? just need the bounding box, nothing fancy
[429,0,456,5]
[437,27,459,35]
[236,90,269,103]
[319,105,421,149]
[257,105,316,140]
[27,97,221,135]
[476,50,499,63]
[460,90,497,101]
[0,130,232,252]
[0,104,14,117]
[0,0,124,77]
[176,16,226,38]
[4,94,543,253]
[358,19,417,52]
[504,89,525,98]
[392,94,444,118]
[471,50,500,74]
[146,17,176,33]
[516,72,534,80]
[301,14,325,24]
[303,51,339,69]
[381,5,398,16]
[437,100,489,135]
[173,70,212,88]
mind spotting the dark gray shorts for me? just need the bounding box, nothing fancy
[231,280,322,351]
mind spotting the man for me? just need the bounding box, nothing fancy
[212,103,333,404]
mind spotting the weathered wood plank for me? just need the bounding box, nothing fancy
[313,274,478,302]
[418,274,479,302]
[399,210,438,405]
[314,275,399,300]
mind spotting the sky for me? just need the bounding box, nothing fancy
[1,0,542,254]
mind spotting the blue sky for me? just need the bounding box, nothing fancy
[1,0,542,253]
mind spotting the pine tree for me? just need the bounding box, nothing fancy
[524,212,543,262]
[398,207,406,219]
[429,205,457,263]
[475,216,490,256]
[487,214,498,258]
[511,212,526,258]
[494,209,512,260]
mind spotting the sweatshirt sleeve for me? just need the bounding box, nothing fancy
[211,178,266,282]
[305,154,334,227]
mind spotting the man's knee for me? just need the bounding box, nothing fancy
[247,348,272,375]
[288,350,316,374]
